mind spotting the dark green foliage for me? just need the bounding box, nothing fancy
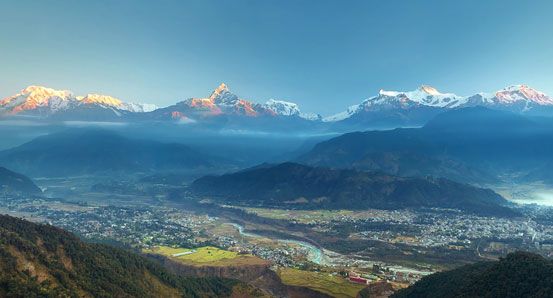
[393,252,553,298]
[0,215,238,297]
[192,162,517,217]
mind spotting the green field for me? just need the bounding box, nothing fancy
[237,207,355,222]
[144,246,267,266]
[278,268,366,298]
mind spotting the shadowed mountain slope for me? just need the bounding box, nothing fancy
[393,252,553,298]
[192,162,516,216]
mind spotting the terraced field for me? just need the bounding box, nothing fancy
[277,268,366,298]
[144,246,267,266]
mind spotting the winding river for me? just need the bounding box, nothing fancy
[228,223,326,265]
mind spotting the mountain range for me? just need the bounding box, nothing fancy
[191,162,516,216]
[300,107,553,185]
[0,129,219,177]
[0,85,156,120]
[2,84,553,131]
[326,84,553,129]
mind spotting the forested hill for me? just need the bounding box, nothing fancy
[0,214,256,297]
[0,167,41,194]
[192,162,516,217]
[393,252,553,298]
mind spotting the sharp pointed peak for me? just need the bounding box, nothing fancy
[214,82,229,93]
[209,83,232,100]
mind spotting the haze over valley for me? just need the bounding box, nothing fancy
[3,1,553,297]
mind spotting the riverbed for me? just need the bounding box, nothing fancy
[227,223,328,265]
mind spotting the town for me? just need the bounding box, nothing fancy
[2,191,553,290]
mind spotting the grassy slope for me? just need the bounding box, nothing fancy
[278,268,366,298]
[144,245,268,266]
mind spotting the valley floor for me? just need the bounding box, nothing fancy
[3,177,553,297]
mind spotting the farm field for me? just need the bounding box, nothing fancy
[277,267,366,298]
[143,245,268,266]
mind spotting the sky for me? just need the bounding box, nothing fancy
[1,0,553,116]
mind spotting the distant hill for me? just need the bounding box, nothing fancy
[393,252,553,298]
[301,107,553,184]
[0,167,41,194]
[192,162,516,216]
[0,214,255,297]
[0,129,218,177]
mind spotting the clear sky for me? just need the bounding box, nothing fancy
[1,0,553,115]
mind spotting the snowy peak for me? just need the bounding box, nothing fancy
[369,85,464,109]
[263,99,300,116]
[495,85,553,105]
[209,83,229,98]
[185,83,254,116]
[0,85,156,116]
[77,94,123,107]
[19,85,73,100]
[419,85,441,96]
[326,84,553,123]
[0,85,73,114]
[177,84,308,119]
[76,94,157,112]
[209,83,239,105]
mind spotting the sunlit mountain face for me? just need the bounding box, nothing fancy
[326,84,553,121]
[0,85,157,120]
[4,1,553,297]
[4,82,553,297]
[149,83,313,124]
[3,83,553,132]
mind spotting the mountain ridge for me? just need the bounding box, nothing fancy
[3,83,553,128]
[301,107,553,184]
[0,167,42,194]
[0,85,156,119]
[0,129,219,177]
[191,162,517,216]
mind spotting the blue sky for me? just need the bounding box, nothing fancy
[1,0,553,115]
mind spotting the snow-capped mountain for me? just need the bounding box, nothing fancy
[374,85,465,109]
[77,94,157,113]
[324,85,463,122]
[0,86,157,119]
[3,83,553,132]
[261,99,321,120]
[325,84,553,124]
[150,83,314,122]
[165,83,270,118]
[263,99,300,116]
[464,85,553,113]
[0,86,74,116]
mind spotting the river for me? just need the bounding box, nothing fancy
[227,223,326,265]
